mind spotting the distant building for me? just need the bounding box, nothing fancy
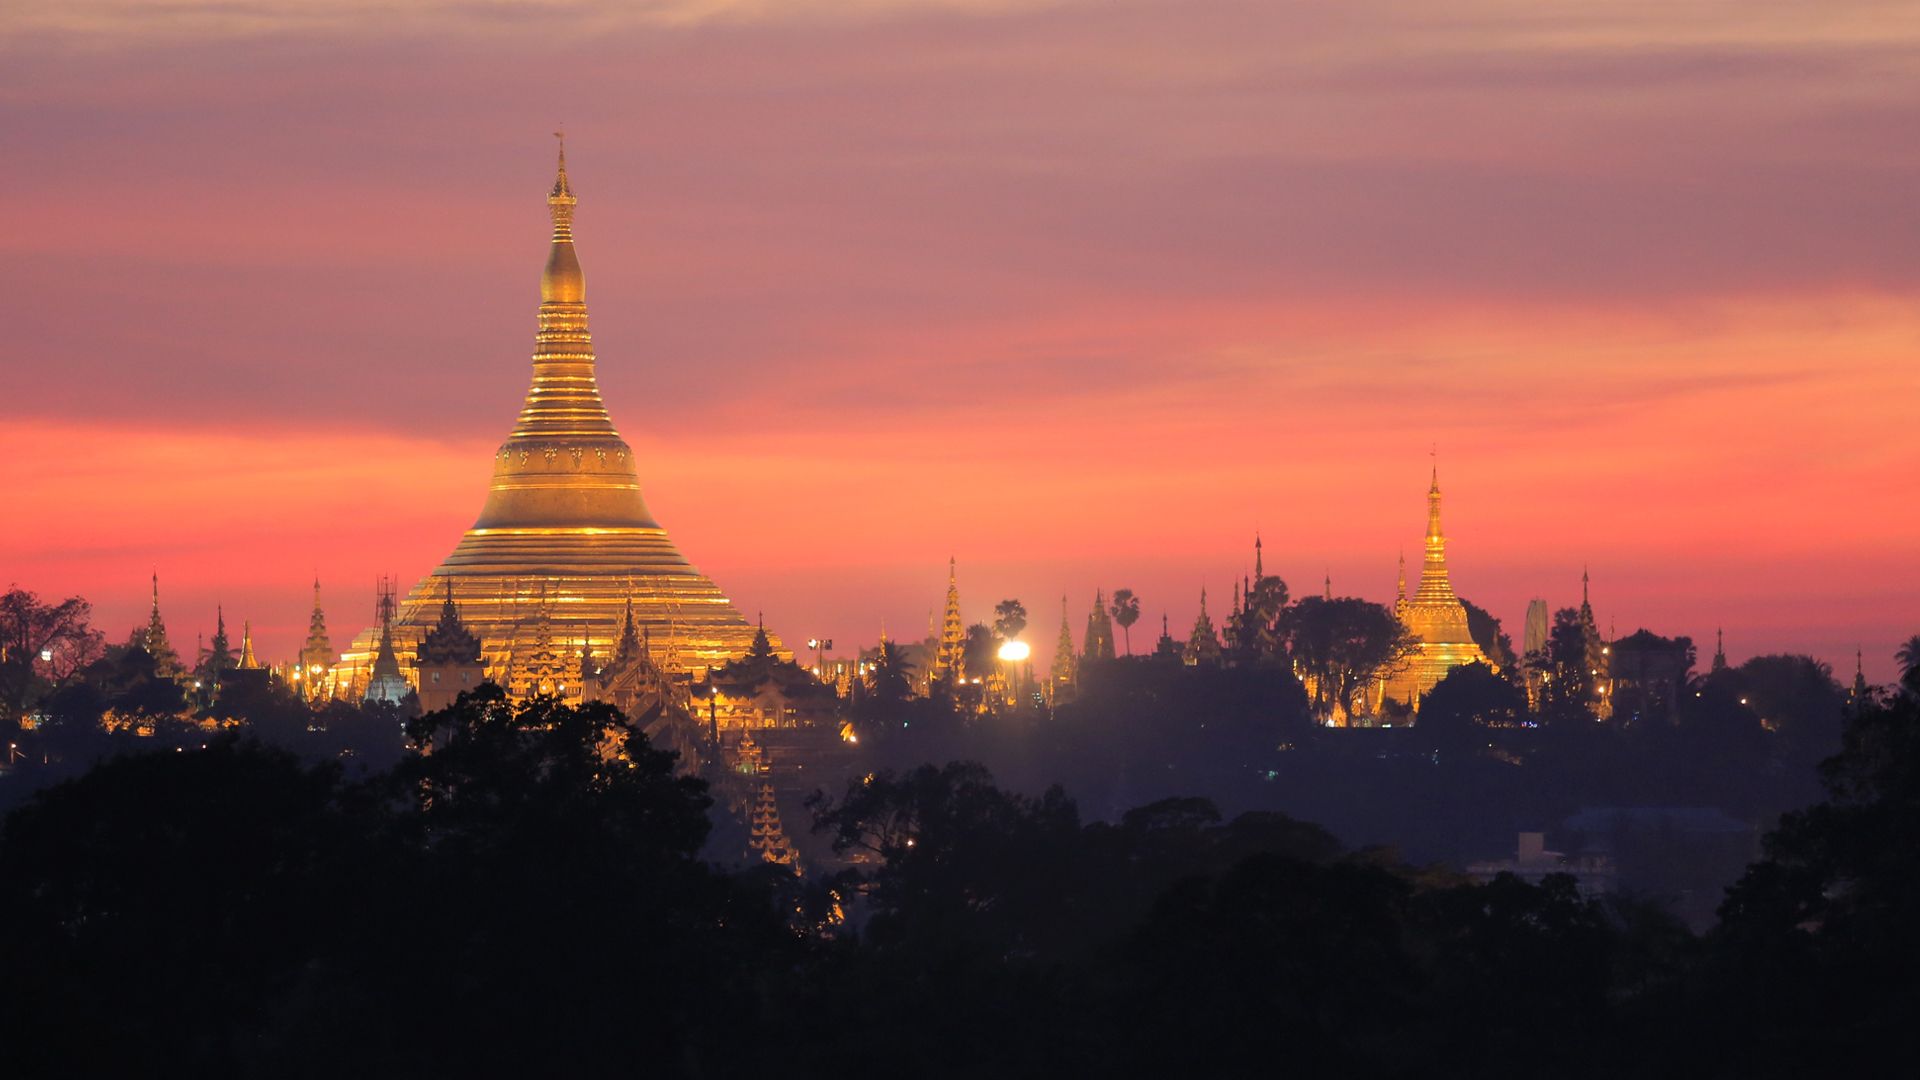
[1383,469,1488,709]
[364,578,412,706]
[414,578,487,714]
[1467,832,1616,899]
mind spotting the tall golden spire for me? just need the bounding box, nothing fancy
[1413,465,1456,603]
[238,621,259,669]
[933,557,965,683]
[469,136,658,531]
[356,143,774,683]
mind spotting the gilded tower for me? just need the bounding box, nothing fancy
[345,141,775,686]
[1384,468,1487,709]
[931,557,965,685]
[142,573,185,680]
[1048,595,1077,701]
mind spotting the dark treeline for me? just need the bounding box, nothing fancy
[2,684,1918,1078]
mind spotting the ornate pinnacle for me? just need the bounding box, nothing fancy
[548,130,576,241]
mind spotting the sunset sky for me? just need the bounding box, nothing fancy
[3,1,1916,680]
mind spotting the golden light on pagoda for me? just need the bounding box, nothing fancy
[342,139,775,686]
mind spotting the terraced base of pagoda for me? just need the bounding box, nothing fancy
[339,556,782,694]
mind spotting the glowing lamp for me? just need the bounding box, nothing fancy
[997,641,1031,663]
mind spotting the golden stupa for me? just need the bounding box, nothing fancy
[1383,468,1487,709]
[343,140,775,694]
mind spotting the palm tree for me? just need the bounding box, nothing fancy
[1897,634,1920,694]
[993,599,1028,642]
[1110,589,1142,656]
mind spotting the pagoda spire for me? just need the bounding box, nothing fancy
[933,557,965,683]
[1712,627,1727,673]
[238,621,259,669]
[1396,551,1406,603]
[1184,586,1222,666]
[1412,465,1457,603]
[615,592,641,666]
[1083,588,1115,662]
[1852,646,1870,707]
[210,605,232,670]
[471,134,660,534]
[1324,570,1332,600]
[1049,595,1076,690]
[301,577,334,679]
[1253,532,1264,580]
[143,572,184,678]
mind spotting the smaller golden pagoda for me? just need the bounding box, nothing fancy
[1385,468,1488,709]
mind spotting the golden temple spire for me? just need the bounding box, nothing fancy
[1413,465,1456,603]
[549,129,575,236]
[239,621,259,669]
[470,139,663,533]
[933,557,965,683]
[1397,550,1406,602]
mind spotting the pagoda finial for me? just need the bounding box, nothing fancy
[1412,462,1456,603]
[1397,550,1406,601]
[1324,570,1332,600]
[151,571,160,613]
[1254,532,1264,579]
[541,132,583,302]
[550,128,573,204]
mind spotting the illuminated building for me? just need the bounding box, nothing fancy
[364,578,412,706]
[1521,597,1549,707]
[1184,587,1222,666]
[142,573,185,680]
[299,578,337,700]
[345,140,775,687]
[747,775,798,868]
[1048,595,1077,702]
[582,597,675,720]
[237,622,259,670]
[1383,468,1488,709]
[415,578,486,714]
[931,557,965,685]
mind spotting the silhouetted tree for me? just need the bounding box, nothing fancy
[1228,574,1290,662]
[1896,634,1920,696]
[1539,607,1599,725]
[992,598,1027,641]
[1419,661,1523,758]
[0,586,103,723]
[1109,588,1141,655]
[1280,596,1417,720]
[1707,691,1920,1075]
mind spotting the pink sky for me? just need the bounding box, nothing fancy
[2,1,1915,680]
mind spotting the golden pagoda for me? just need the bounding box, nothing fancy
[931,557,965,685]
[1384,468,1487,709]
[347,139,775,687]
